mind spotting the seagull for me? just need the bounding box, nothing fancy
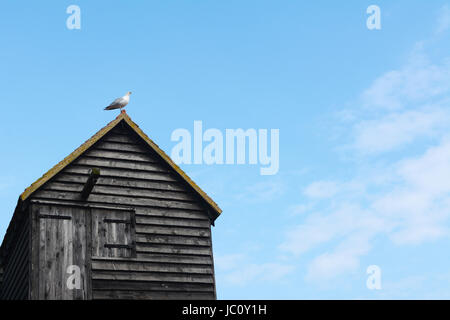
[104,91,132,111]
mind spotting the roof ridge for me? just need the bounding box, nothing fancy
[19,111,222,217]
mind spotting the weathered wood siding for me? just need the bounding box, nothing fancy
[0,262,3,297]
[30,123,216,299]
[0,212,29,300]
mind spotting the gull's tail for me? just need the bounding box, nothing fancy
[104,105,119,110]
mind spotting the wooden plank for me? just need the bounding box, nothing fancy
[74,157,168,173]
[2,219,29,278]
[54,174,186,192]
[0,267,3,296]
[92,279,214,292]
[43,182,83,192]
[95,141,148,153]
[136,245,212,256]
[1,242,28,299]
[86,208,93,300]
[9,269,28,300]
[93,255,212,265]
[103,133,139,144]
[30,199,134,212]
[1,217,29,299]
[2,260,28,299]
[130,211,137,258]
[29,206,35,300]
[2,217,28,276]
[38,209,47,299]
[64,166,177,182]
[135,208,209,220]
[92,290,214,300]
[15,274,29,300]
[37,214,72,220]
[91,260,213,275]
[72,207,88,300]
[136,234,211,246]
[92,271,214,284]
[3,256,28,300]
[34,190,202,210]
[136,225,211,238]
[110,126,129,135]
[136,215,211,228]
[85,149,157,162]
[208,224,217,300]
[92,185,196,202]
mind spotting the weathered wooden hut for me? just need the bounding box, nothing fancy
[0,111,221,300]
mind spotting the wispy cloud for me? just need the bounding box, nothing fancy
[283,134,450,280]
[305,233,372,281]
[353,107,450,154]
[303,181,339,199]
[360,50,450,111]
[224,263,295,286]
[237,178,285,202]
[280,13,450,283]
[215,253,294,286]
[436,4,450,34]
[350,48,450,155]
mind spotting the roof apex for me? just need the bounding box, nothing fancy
[20,110,222,218]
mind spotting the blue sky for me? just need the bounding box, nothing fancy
[2,1,450,299]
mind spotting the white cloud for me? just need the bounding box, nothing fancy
[285,135,450,281]
[398,138,450,196]
[288,203,313,216]
[215,253,246,271]
[281,21,450,283]
[351,47,450,154]
[354,108,450,154]
[305,233,371,281]
[215,253,294,286]
[303,181,339,199]
[223,263,295,286]
[436,4,450,34]
[372,138,450,245]
[238,179,284,202]
[280,203,388,257]
[360,52,450,111]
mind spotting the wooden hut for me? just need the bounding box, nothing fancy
[0,111,221,300]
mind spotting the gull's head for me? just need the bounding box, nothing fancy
[127,91,132,96]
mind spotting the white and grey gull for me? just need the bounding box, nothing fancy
[104,91,132,111]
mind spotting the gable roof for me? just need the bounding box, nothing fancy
[20,111,222,219]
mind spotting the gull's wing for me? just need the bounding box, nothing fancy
[105,97,126,110]
[110,97,125,105]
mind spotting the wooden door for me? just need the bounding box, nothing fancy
[32,204,89,300]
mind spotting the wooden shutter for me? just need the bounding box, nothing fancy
[91,208,136,258]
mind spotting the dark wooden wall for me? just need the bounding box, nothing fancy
[0,212,29,300]
[29,122,216,299]
[0,263,3,297]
